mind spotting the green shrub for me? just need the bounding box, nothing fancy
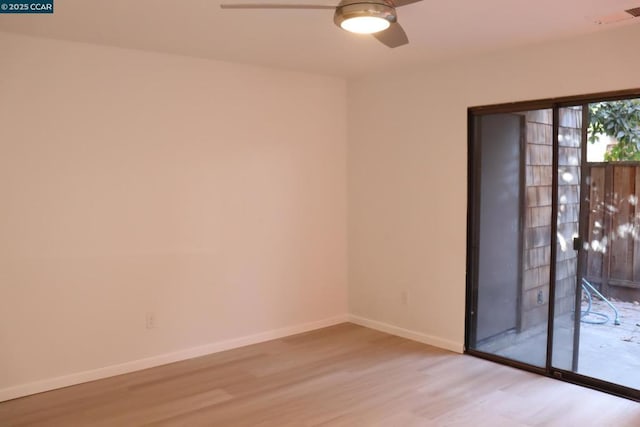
[588,99,640,161]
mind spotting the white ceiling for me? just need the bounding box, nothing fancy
[1,0,639,76]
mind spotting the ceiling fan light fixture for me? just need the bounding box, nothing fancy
[334,3,396,34]
[340,16,390,33]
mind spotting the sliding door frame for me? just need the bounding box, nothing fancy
[465,88,640,402]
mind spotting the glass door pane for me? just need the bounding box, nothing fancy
[570,99,640,391]
[469,109,553,368]
[551,106,583,371]
[552,101,640,394]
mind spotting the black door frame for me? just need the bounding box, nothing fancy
[465,88,640,402]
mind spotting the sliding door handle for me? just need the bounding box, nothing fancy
[573,237,583,251]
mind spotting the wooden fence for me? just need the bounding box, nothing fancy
[585,163,640,302]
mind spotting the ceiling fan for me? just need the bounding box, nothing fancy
[220,0,422,48]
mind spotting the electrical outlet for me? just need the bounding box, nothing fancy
[401,290,409,306]
[537,290,544,305]
[146,312,156,329]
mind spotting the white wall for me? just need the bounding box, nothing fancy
[3,21,640,402]
[0,32,348,399]
[347,24,640,352]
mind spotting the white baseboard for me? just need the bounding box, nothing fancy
[1,313,463,402]
[0,314,349,402]
[348,314,464,354]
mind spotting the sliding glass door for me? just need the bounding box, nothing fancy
[566,100,640,392]
[467,96,640,401]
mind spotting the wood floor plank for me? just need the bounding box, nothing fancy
[1,323,639,426]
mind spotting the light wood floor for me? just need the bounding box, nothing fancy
[1,323,639,426]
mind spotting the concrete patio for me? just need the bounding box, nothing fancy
[578,298,640,390]
[477,298,640,391]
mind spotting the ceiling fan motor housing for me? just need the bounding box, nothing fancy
[334,2,398,29]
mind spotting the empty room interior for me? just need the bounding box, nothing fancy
[1,0,640,425]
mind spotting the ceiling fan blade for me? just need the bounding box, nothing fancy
[388,0,422,7]
[373,22,408,48]
[220,3,335,9]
